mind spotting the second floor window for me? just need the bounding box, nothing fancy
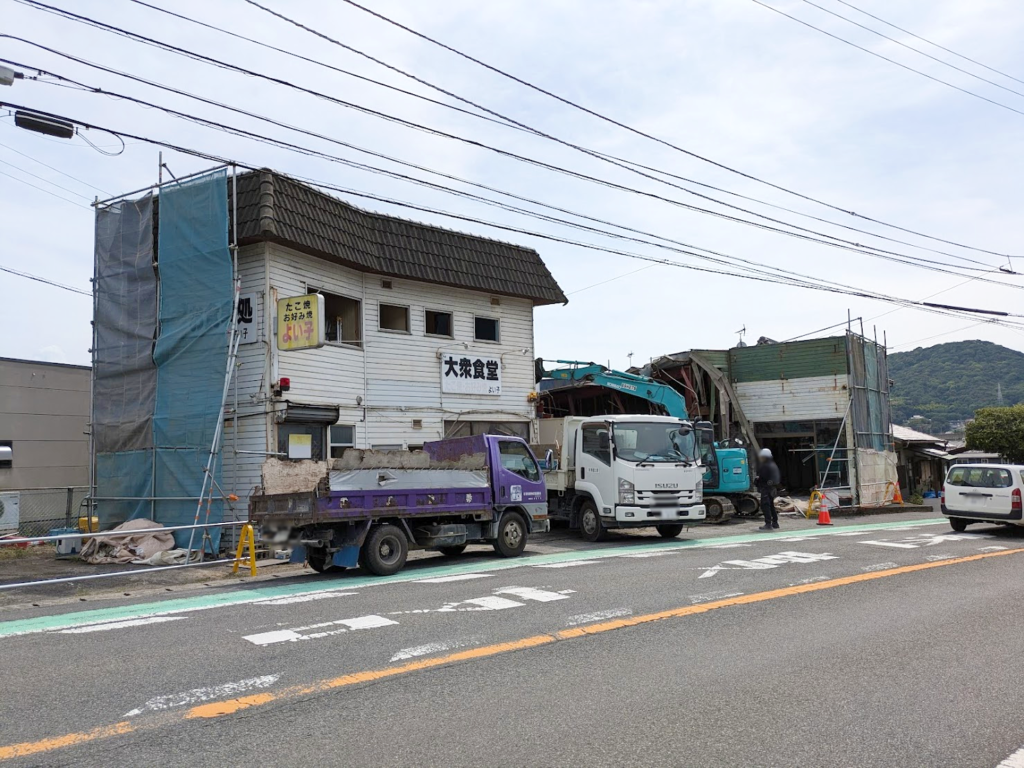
[379,303,410,332]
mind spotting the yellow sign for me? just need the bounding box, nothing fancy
[277,294,325,351]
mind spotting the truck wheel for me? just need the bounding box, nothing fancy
[949,517,969,532]
[361,524,408,576]
[657,524,684,538]
[579,501,607,542]
[307,547,330,573]
[493,512,528,557]
[438,544,468,557]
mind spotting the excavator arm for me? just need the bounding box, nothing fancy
[539,359,690,419]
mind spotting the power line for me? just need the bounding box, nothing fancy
[7,26,1004,278]
[7,54,1021,297]
[4,37,1016,287]
[122,0,1003,269]
[0,168,91,208]
[0,264,91,295]
[329,0,1019,258]
[0,139,110,194]
[5,97,1024,333]
[832,0,1024,88]
[797,0,1024,101]
[0,156,92,199]
[748,0,1024,118]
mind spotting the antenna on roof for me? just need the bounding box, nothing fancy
[735,325,747,348]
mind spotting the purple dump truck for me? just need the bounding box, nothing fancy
[251,434,549,576]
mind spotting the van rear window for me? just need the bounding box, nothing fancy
[947,467,1012,488]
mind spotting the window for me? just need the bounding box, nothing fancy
[310,289,361,347]
[474,316,499,342]
[0,441,11,469]
[277,424,325,461]
[581,424,611,465]
[329,425,355,459]
[444,421,529,439]
[425,309,453,337]
[379,303,410,333]
[948,467,1012,488]
[498,440,540,482]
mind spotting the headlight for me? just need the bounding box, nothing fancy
[695,477,703,502]
[618,477,635,505]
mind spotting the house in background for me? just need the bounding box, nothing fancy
[0,357,90,490]
[892,424,949,497]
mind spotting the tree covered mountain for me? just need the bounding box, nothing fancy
[887,340,1024,433]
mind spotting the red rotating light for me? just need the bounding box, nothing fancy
[279,377,291,392]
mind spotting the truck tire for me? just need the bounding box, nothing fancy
[438,544,468,557]
[949,517,969,532]
[361,524,408,576]
[657,524,684,538]
[578,501,607,543]
[493,512,528,557]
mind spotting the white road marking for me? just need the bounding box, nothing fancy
[860,541,918,549]
[390,641,464,661]
[243,615,397,646]
[532,560,600,568]
[58,616,186,634]
[619,550,678,558]
[458,596,524,611]
[566,608,632,625]
[776,537,814,542]
[495,587,570,602]
[699,551,838,578]
[790,576,831,585]
[255,591,356,606]
[689,592,743,604]
[981,545,1009,552]
[834,530,873,536]
[862,562,899,572]
[558,589,577,594]
[705,543,752,549]
[925,554,956,562]
[124,675,279,717]
[996,746,1024,768]
[415,574,493,584]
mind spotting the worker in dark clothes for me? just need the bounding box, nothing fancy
[756,447,781,531]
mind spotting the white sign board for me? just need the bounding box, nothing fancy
[441,353,502,396]
[237,292,259,345]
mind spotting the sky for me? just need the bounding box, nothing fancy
[1,0,1022,369]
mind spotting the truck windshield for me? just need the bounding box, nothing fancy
[613,423,697,464]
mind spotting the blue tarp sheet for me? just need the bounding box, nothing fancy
[152,170,232,548]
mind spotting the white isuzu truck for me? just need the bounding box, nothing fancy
[534,415,706,541]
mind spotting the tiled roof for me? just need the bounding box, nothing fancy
[231,170,566,306]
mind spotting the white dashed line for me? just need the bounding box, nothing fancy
[862,562,899,572]
[533,560,600,568]
[619,550,678,558]
[925,554,956,562]
[124,675,279,717]
[415,574,493,584]
[860,541,918,549]
[565,609,632,626]
[59,616,187,634]
[390,642,463,661]
[981,546,1009,552]
[495,587,570,602]
[255,591,356,606]
[996,746,1024,768]
[689,592,743,604]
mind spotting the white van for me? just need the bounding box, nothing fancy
[941,464,1024,531]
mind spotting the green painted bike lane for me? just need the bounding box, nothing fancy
[0,518,946,638]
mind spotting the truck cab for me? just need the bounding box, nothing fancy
[539,415,706,541]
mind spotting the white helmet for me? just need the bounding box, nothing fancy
[758,448,773,459]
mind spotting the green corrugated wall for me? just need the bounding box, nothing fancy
[729,336,848,383]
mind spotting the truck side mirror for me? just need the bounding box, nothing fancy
[598,432,610,450]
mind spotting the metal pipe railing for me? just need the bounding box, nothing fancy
[0,557,245,592]
[0,520,246,546]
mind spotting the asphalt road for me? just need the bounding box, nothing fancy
[2,514,1024,767]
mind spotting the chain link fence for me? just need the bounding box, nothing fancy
[0,487,90,538]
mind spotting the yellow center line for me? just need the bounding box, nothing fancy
[3,547,1022,760]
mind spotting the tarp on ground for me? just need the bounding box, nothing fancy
[153,169,233,549]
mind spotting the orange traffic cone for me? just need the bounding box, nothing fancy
[892,484,904,504]
[817,506,833,526]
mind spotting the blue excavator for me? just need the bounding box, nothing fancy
[537,360,759,521]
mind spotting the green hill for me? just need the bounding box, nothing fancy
[887,340,1024,433]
